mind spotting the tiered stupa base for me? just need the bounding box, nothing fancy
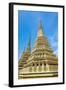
[18,71,58,79]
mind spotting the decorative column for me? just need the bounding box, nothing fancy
[34,62,36,72]
[39,62,42,72]
[42,62,44,72]
[46,61,49,71]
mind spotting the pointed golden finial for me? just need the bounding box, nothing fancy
[39,18,43,29]
[37,18,44,37]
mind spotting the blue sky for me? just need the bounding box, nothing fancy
[18,10,58,60]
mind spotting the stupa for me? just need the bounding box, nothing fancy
[18,20,58,79]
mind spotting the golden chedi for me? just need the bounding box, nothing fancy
[18,20,58,79]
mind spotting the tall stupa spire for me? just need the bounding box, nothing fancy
[37,19,44,37]
[26,38,31,52]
